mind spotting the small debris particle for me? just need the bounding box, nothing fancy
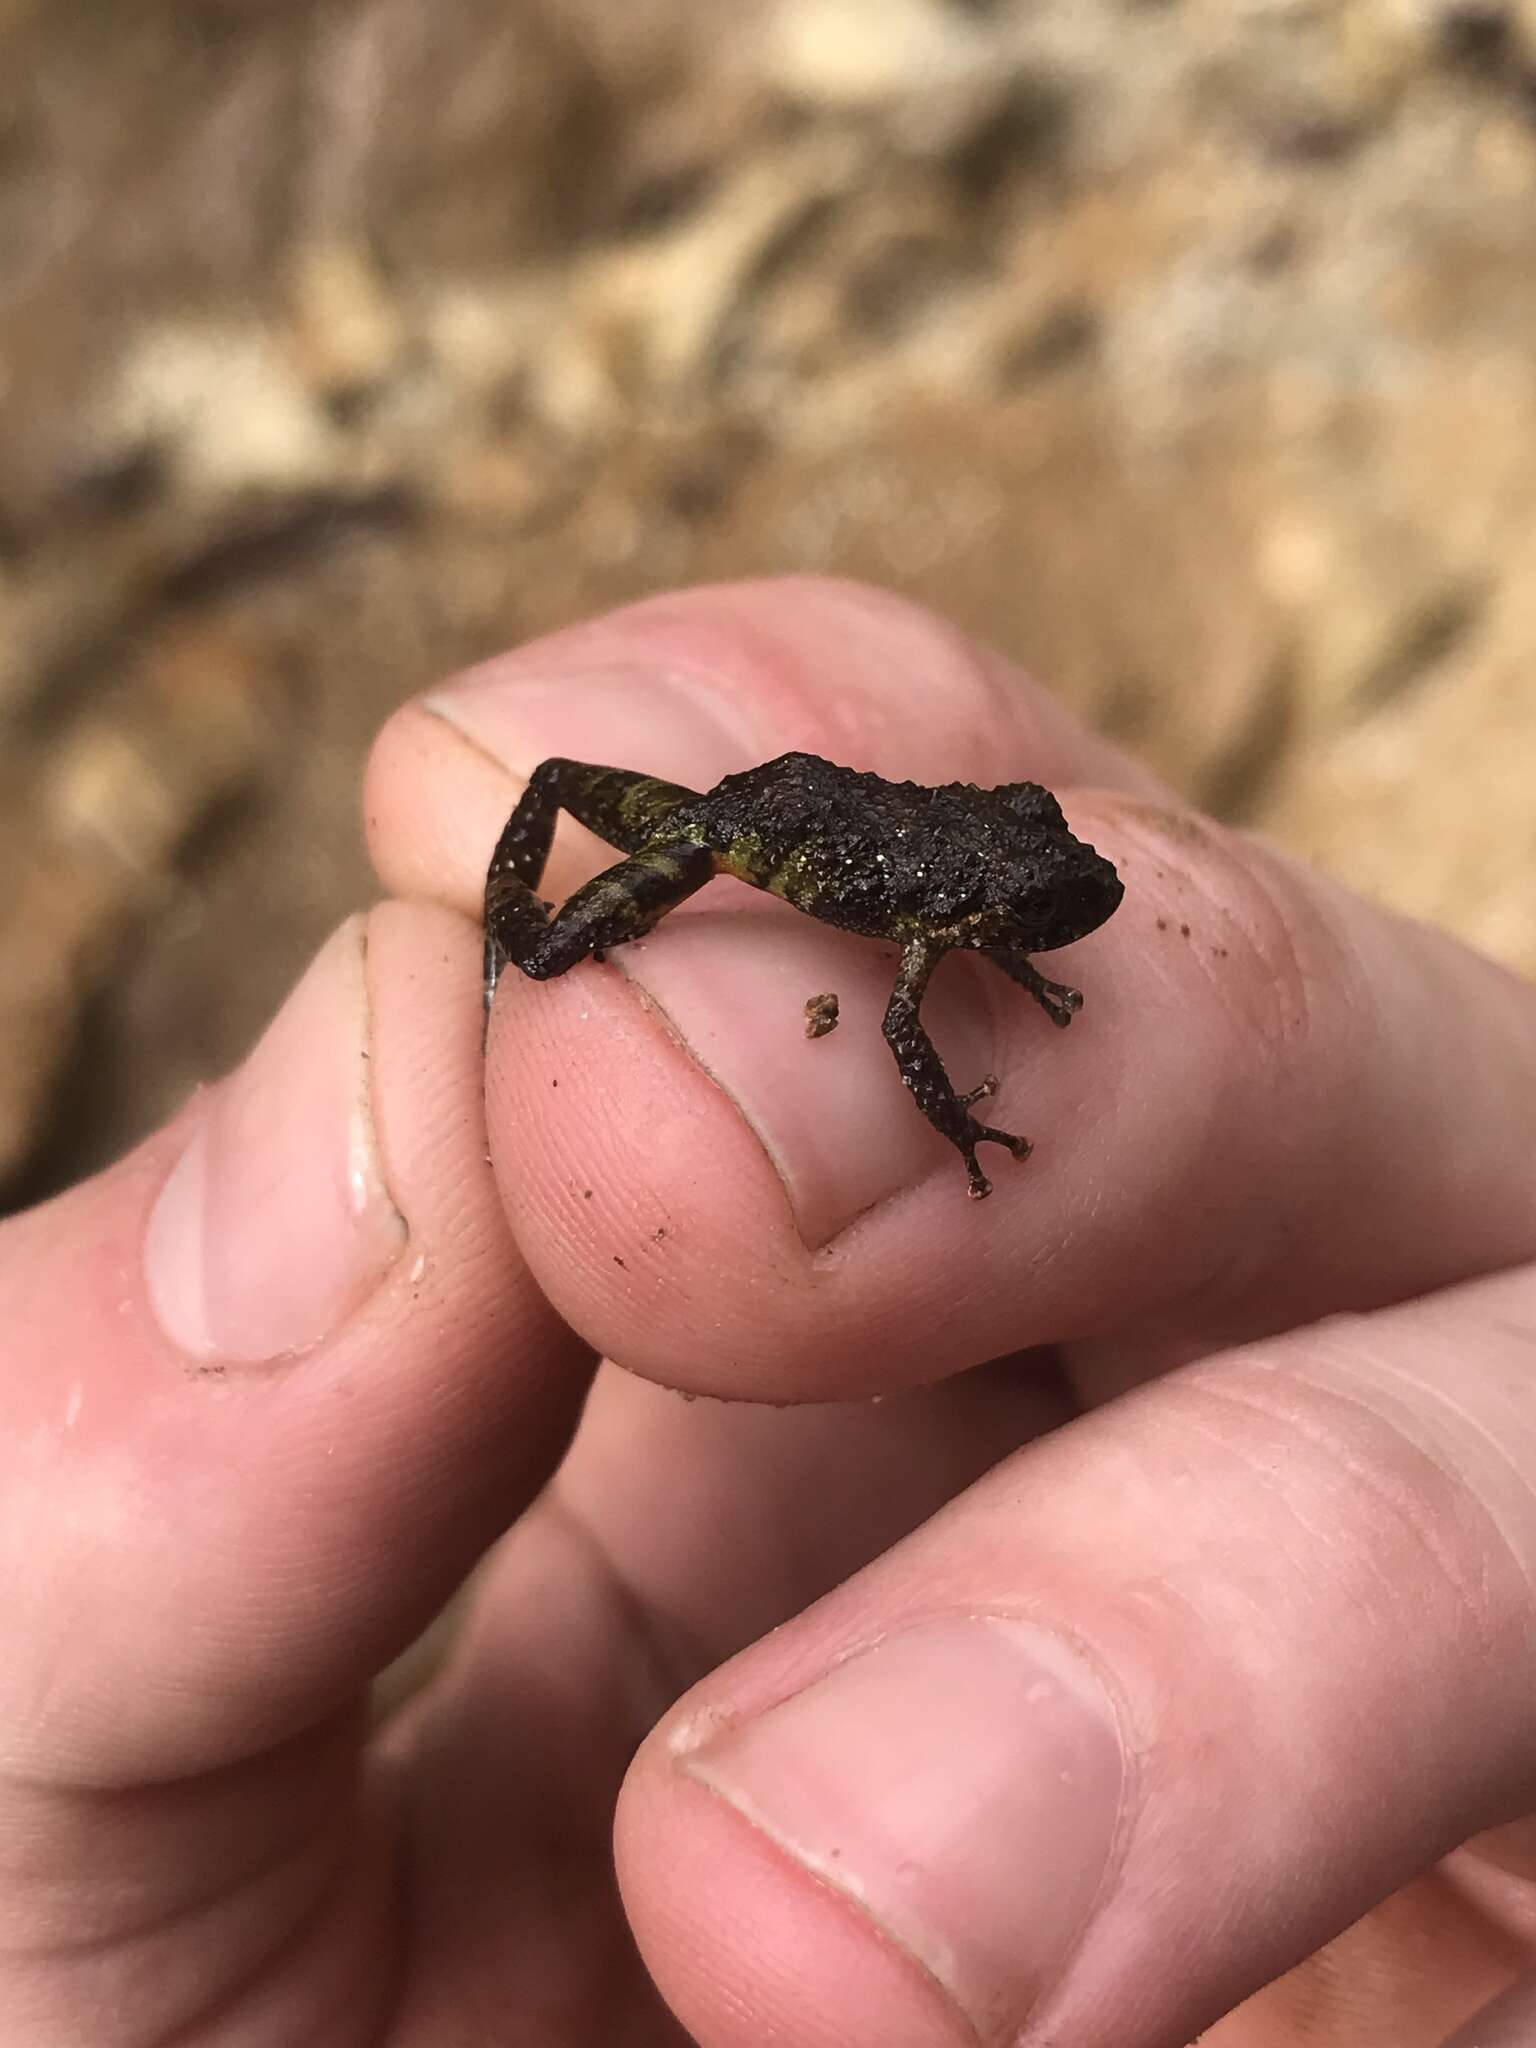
[1156,916,1168,931]
[582,1188,593,1199]
[1179,922,1191,938]
[613,1255,627,1269]
[804,990,840,1038]
[653,1225,668,1241]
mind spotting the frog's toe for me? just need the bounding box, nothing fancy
[1040,980,1083,1027]
[962,1122,1036,1196]
[956,1117,1031,1196]
[958,1074,999,1108]
[975,1121,1032,1164]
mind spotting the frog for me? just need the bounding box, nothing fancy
[483,751,1123,1198]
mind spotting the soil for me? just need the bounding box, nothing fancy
[3,0,1534,1204]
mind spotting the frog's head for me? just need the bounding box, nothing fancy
[987,782,1124,952]
[1035,835,1124,948]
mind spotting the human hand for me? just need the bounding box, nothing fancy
[4,578,1535,2047]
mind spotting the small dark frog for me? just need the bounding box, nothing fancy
[483,752,1123,1197]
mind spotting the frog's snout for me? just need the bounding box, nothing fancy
[1062,847,1124,943]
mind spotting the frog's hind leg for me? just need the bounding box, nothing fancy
[483,759,700,1013]
[487,759,698,892]
[485,841,715,1019]
[883,938,1032,1199]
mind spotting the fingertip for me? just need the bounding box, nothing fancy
[617,1736,972,2048]
[366,576,1163,926]
[482,877,1129,1399]
[485,947,807,1396]
[365,700,516,918]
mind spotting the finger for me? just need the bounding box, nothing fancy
[364,573,1170,918]
[546,1355,1073,1660]
[616,1264,1536,2048]
[382,1360,1072,2037]
[370,580,1536,1398]
[1443,1970,1536,2046]
[0,901,590,1788]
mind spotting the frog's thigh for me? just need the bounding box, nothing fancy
[558,765,701,852]
[488,760,700,897]
[517,843,715,977]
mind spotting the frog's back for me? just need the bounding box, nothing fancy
[700,752,1012,936]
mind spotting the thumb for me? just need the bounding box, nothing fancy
[0,901,588,1790]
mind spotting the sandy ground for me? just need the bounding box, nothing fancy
[2,0,1534,1204]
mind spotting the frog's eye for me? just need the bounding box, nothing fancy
[1000,782,1067,832]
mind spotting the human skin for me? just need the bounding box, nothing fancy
[2,576,1536,2047]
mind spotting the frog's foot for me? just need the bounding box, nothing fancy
[592,919,658,965]
[483,880,553,1023]
[961,1120,1032,1199]
[1033,977,1082,1029]
[990,951,1084,1029]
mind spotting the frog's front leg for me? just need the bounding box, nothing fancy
[988,947,1084,1029]
[883,938,1032,1199]
[483,758,701,1012]
[486,842,715,1013]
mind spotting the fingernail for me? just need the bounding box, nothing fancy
[612,913,1003,1244]
[145,916,407,1363]
[424,661,769,794]
[680,1621,1125,2040]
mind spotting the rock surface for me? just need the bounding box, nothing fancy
[2,0,1534,1199]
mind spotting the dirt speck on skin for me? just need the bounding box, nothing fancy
[2,0,1535,1207]
[804,990,841,1038]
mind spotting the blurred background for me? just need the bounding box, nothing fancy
[2,0,1533,1212]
